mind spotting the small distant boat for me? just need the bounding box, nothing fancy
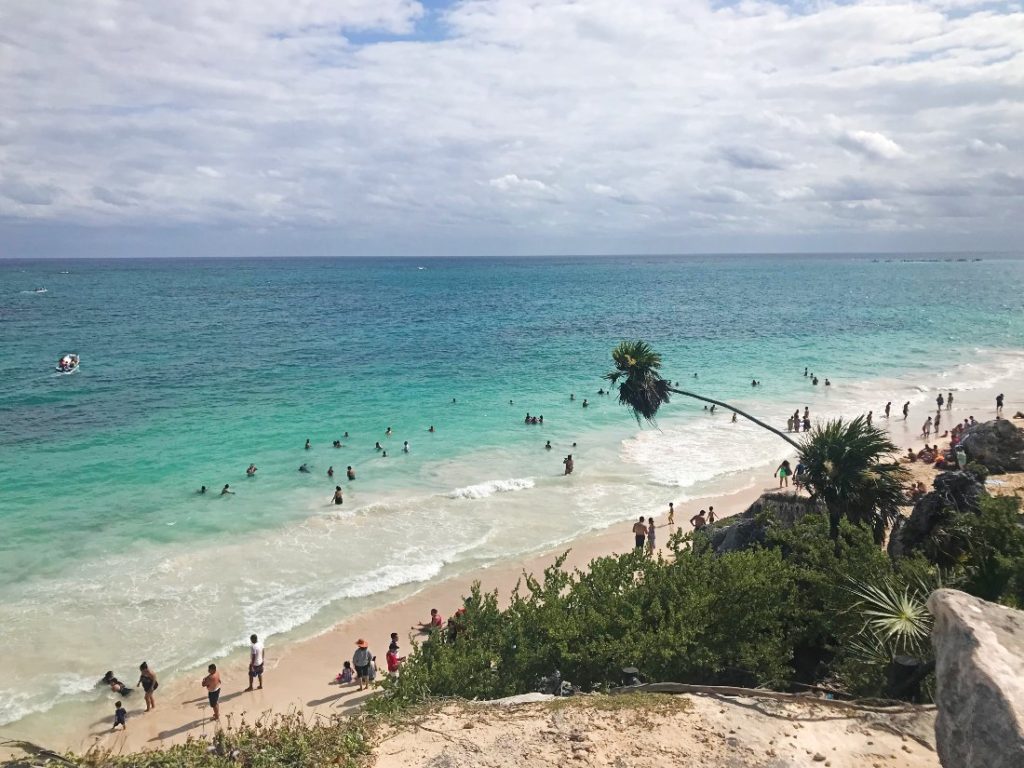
[34,287,47,293]
[56,353,79,374]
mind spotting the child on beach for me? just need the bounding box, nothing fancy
[112,701,127,731]
[646,517,656,553]
[336,661,354,685]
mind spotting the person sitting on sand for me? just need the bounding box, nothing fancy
[336,661,355,685]
[413,608,445,633]
[1015,411,1024,420]
[904,448,917,463]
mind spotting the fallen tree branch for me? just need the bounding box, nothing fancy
[609,682,935,714]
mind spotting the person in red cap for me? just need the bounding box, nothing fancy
[353,639,373,691]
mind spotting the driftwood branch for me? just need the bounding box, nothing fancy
[609,682,935,714]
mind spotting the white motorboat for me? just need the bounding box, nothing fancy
[56,353,79,374]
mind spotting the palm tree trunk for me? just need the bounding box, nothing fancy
[666,387,801,450]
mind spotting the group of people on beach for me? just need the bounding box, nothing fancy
[100,636,266,730]
[630,503,717,553]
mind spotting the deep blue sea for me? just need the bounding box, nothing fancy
[1,253,1022,726]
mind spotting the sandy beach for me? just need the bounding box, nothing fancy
[5,382,1013,758]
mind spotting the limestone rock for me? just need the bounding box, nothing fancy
[959,419,1024,474]
[928,589,1024,768]
[887,472,987,559]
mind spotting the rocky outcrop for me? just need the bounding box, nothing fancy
[707,493,826,554]
[959,419,1024,474]
[887,472,987,559]
[928,589,1024,768]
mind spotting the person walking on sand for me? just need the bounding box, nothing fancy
[690,509,707,531]
[947,392,953,410]
[775,460,792,488]
[112,701,127,732]
[202,664,221,721]
[247,634,265,691]
[903,402,910,420]
[667,502,675,526]
[646,517,656,553]
[885,402,891,419]
[923,416,932,437]
[353,639,373,691]
[997,393,1005,415]
[137,662,158,711]
[632,516,648,550]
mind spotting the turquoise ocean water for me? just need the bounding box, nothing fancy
[1,253,1022,727]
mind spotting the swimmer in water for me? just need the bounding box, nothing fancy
[332,486,344,505]
[452,398,456,404]
[347,466,356,480]
[582,399,588,408]
[385,427,392,436]
[382,450,388,458]
[375,442,383,451]
[246,464,257,477]
[298,463,311,473]
[570,393,575,401]
[305,439,311,450]
[344,431,350,438]
[333,440,341,448]
[545,440,552,450]
[428,426,435,433]
[327,466,334,477]
[403,441,409,453]
[199,485,208,494]
[221,484,233,495]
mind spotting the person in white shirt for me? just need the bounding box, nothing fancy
[247,634,265,691]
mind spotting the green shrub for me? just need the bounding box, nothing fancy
[964,462,989,484]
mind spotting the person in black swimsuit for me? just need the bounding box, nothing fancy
[332,486,344,505]
[137,662,158,711]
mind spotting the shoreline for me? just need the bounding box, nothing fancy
[5,379,1012,756]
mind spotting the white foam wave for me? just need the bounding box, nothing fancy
[447,477,535,499]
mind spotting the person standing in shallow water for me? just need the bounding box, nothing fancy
[903,402,910,420]
[563,454,574,475]
[137,662,157,711]
[332,486,344,505]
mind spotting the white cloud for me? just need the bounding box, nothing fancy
[0,0,1022,255]
[835,129,907,160]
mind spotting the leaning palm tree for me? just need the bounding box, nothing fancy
[606,341,908,540]
[604,340,800,448]
[800,417,909,542]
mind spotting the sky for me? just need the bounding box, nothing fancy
[1,0,1022,257]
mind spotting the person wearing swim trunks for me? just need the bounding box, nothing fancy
[202,664,221,721]
[112,701,127,731]
[632,516,647,550]
[247,634,265,690]
[137,662,158,711]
